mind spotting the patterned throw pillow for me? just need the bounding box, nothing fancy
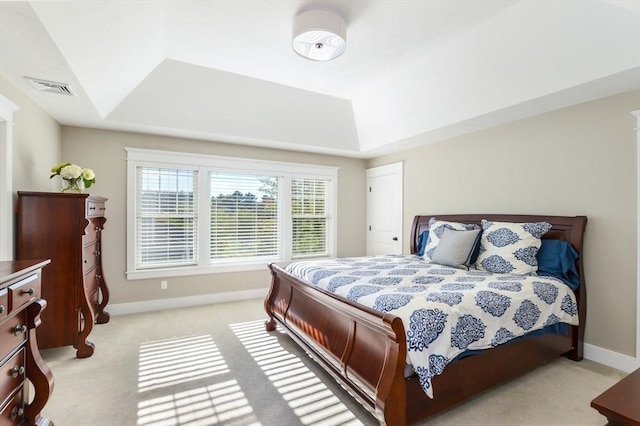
[475,220,552,275]
[423,218,481,261]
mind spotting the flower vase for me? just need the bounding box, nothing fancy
[61,179,84,193]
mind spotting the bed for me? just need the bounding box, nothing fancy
[264,214,587,425]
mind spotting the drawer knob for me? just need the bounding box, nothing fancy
[13,324,27,335]
[21,287,35,296]
[11,365,25,378]
[11,406,24,420]
[0,305,4,314]
[89,206,96,210]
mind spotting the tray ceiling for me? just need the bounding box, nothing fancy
[1,1,638,158]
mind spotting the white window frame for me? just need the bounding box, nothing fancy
[126,148,338,280]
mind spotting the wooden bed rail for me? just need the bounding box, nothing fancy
[264,263,408,425]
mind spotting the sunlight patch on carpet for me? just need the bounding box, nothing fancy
[230,320,361,426]
[137,334,259,425]
[137,379,259,425]
[138,334,230,392]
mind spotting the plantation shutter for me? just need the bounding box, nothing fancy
[210,173,280,261]
[135,167,198,269]
[291,178,329,258]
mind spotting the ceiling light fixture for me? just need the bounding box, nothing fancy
[292,9,347,61]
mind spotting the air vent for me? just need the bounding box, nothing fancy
[25,77,75,96]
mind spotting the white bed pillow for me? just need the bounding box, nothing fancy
[475,219,552,275]
[423,218,481,262]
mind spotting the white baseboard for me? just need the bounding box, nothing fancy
[584,343,639,373]
[107,288,269,316]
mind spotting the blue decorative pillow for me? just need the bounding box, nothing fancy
[537,239,580,290]
[423,218,480,261]
[417,230,429,256]
[475,220,552,275]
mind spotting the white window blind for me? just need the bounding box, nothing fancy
[210,173,280,262]
[136,167,198,269]
[292,178,329,258]
[126,148,338,279]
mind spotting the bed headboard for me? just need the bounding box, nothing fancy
[410,213,588,359]
[410,214,587,257]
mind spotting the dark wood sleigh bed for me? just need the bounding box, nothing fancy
[264,214,587,425]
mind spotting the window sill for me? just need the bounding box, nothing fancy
[126,255,335,280]
[126,262,271,280]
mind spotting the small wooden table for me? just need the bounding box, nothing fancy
[591,368,640,425]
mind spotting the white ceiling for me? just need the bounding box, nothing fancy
[1,0,639,158]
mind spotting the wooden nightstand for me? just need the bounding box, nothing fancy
[591,368,640,425]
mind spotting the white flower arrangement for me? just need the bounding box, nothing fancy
[50,162,96,192]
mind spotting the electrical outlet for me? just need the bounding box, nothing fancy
[161,280,168,290]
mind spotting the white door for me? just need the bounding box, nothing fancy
[366,162,403,256]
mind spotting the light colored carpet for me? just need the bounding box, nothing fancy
[39,299,624,426]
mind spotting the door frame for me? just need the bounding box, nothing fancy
[0,94,18,261]
[632,109,639,367]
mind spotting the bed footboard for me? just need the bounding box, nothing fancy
[264,263,407,425]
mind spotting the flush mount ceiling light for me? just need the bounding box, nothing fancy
[292,9,347,61]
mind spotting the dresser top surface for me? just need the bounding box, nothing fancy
[0,259,51,286]
[17,191,108,202]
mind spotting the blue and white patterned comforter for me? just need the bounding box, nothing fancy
[286,254,579,398]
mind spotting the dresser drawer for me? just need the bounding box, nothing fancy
[86,200,106,218]
[0,387,24,425]
[0,289,6,320]
[83,242,99,274]
[8,273,40,313]
[84,268,101,297]
[83,218,103,245]
[0,312,27,364]
[0,349,25,409]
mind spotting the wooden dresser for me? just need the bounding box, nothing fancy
[591,368,640,425]
[0,260,54,425]
[16,192,110,358]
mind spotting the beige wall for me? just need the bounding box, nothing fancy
[368,90,639,357]
[0,75,61,192]
[3,70,637,358]
[61,127,367,306]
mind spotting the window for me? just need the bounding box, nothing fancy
[292,178,330,258]
[135,167,198,269]
[126,148,338,279]
[210,172,279,262]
